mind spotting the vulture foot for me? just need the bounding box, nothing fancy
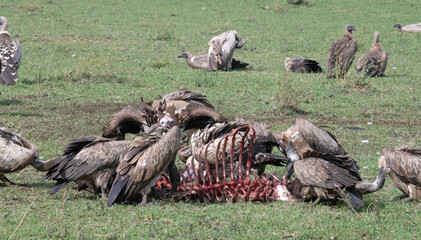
[1,175,15,187]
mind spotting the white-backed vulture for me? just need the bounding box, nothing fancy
[277,118,346,158]
[394,23,421,33]
[357,32,388,77]
[207,30,244,71]
[327,25,358,78]
[0,127,59,186]
[0,16,21,85]
[107,125,182,206]
[45,136,131,199]
[357,146,421,203]
[178,51,249,70]
[284,57,323,73]
[285,141,363,209]
[152,88,226,129]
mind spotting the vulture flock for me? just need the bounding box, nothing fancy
[1,16,420,209]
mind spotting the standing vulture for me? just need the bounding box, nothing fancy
[394,23,421,33]
[178,51,249,70]
[327,25,358,78]
[284,57,323,73]
[107,124,182,206]
[45,136,131,199]
[207,30,244,71]
[357,32,388,77]
[285,135,363,209]
[0,16,21,85]
[0,127,59,186]
[357,146,421,203]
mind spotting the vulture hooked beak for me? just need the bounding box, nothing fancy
[178,52,187,58]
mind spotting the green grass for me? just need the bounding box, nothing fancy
[1,0,421,239]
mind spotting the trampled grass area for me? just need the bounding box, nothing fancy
[1,0,420,239]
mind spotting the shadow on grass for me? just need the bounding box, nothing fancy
[0,99,23,106]
[2,112,44,117]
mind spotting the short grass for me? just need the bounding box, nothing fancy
[1,0,420,239]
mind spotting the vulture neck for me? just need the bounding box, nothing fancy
[371,33,382,51]
[355,167,387,194]
[343,31,353,40]
[0,17,8,32]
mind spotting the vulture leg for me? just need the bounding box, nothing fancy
[256,165,266,176]
[1,175,15,186]
[311,197,321,206]
[167,160,180,191]
[391,194,408,202]
[140,193,148,206]
[101,188,108,200]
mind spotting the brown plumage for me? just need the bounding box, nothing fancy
[45,136,130,199]
[291,153,364,209]
[284,57,323,73]
[0,16,21,85]
[208,30,244,71]
[327,25,358,78]
[0,127,60,186]
[102,101,165,140]
[278,118,346,158]
[394,23,421,33]
[152,88,226,129]
[357,32,388,77]
[107,125,182,206]
[381,146,421,202]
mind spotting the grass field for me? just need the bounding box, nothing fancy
[1,0,421,239]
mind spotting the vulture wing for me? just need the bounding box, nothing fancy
[338,39,357,73]
[0,33,19,84]
[384,147,421,187]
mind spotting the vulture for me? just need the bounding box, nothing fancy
[0,16,21,85]
[178,51,249,70]
[356,32,388,77]
[182,119,288,178]
[284,57,323,73]
[107,124,182,206]
[45,136,131,199]
[102,100,174,140]
[207,30,244,71]
[276,118,346,158]
[151,88,226,130]
[285,134,363,209]
[357,146,421,203]
[0,127,59,186]
[394,23,421,33]
[327,25,358,78]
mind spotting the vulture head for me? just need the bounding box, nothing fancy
[393,23,402,32]
[0,16,8,31]
[178,51,191,59]
[345,24,355,34]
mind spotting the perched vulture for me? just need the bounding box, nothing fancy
[357,32,388,77]
[394,23,421,33]
[327,25,358,78]
[151,88,226,130]
[207,30,244,71]
[45,136,131,199]
[107,124,182,206]
[284,57,323,73]
[102,100,174,140]
[0,16,21,85]
[357,146,421,203]
[277,118,346,158]
[0,127,59,186]
[178,51,249,70]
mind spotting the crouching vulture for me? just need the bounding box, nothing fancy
[357,32,388,77]
[207,30,245,71]
[394,23,421,33]
[327,25,358,78]
[0,127,59,186]
[178,51,249,70]
[357,146,421,203]
[0,16,21,85]
[285,133,363,209]
[107,124,182,206]
[284,57,323,73]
